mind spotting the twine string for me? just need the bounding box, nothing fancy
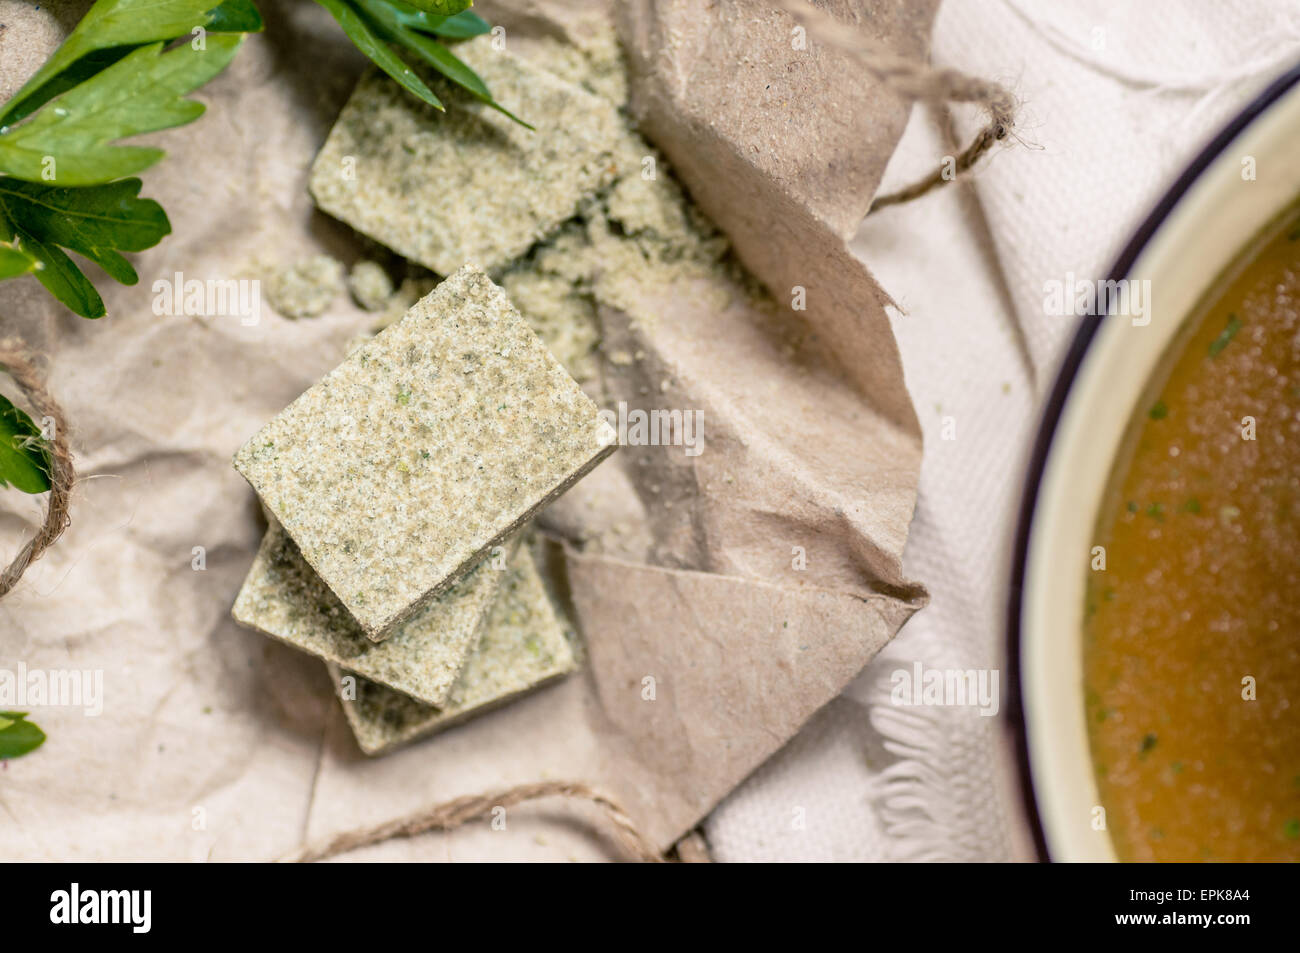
[0,337,73,599]
[281,780,673,863]
[775,0,1019,214]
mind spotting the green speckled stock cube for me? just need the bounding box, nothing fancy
[232,521,513,706]
[330,547,577,756]
[309,37,623,276]
[232,264,618,641]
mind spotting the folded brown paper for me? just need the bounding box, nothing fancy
[0,0,930,859]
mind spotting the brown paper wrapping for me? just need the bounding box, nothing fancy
[0,0,929,859]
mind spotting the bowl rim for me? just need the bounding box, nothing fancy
[1006,59,1300,863]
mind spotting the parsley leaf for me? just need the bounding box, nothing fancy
[399,0,473,14]
[0,711,47,760]
[0,241,40,280]
[0,0,263,127]
[418,10,492,39]
[353,0,530,127]
[0,178,171,317]
[0,0,261,317]
[0,36,246,186]
[0,394,51,494]
[421,10,491,39]
[1208,313,1242,358]
[368,4,490,39]
[317,0,446,112]
[319,0,528,127]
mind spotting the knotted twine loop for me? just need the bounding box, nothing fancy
[0,337,73,599]
[775,0,1019,215]
[280,780,676,863]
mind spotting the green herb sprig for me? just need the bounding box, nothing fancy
[0,0,264,319]
[0,393,51,494]
[0,711,46,760]
[317,0,531,128]
[1208,313,1242,358]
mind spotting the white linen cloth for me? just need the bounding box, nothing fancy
[705,0,1300,862]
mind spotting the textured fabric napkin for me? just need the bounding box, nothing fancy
[705,0,1300,861]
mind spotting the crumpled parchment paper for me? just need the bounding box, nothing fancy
[0,0,930,859]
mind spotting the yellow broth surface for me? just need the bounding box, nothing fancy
[1084,212,1300,862]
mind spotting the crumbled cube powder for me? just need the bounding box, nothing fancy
[232,264,618,640]
[264,255,344,319]
[374,276,436,331]
[500,256,599,382]
[518,28,628,108]
[330,547,576,756]
[308,36,623,275]
[232,520,510,706]
[348,259,394,312]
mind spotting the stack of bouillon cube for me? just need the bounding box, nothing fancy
[232,266,617,753]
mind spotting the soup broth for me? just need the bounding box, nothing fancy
[1084,208,1300,862]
